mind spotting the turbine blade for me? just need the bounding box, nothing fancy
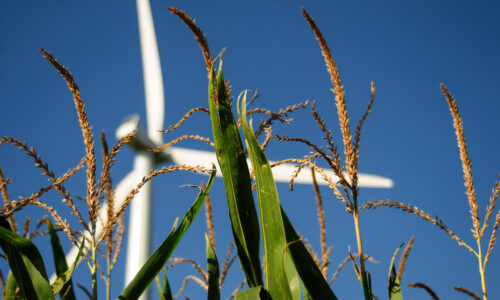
[137,0,164,145]
[167,146,393,188]
[269,162,394,188]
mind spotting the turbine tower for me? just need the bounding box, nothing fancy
[122,1,164,299]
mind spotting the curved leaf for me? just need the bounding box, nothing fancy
[0,217,53,300]
[118,171,216,299]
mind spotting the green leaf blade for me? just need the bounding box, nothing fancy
[280,209,338,300]
[118,171,216,299]
[388,243,405,300]
[284,250,301,300]
[51,240,84,297]
[6,271,21,299]
[235,286,262,300]
[46,218,77,300]
[238,91,292,299]
[208,61,262,287]
[0,217,54,300]
[206,233,220,300]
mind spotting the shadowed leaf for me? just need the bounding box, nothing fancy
[281,209,337,300]
[206,233,220,300]
[46,218,76,300]
[0,217,53,300]
[118,171,216,299]
[50,240,84,297]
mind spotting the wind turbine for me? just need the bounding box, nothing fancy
[59,1,393,299]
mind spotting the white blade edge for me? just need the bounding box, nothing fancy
[50,168,140,283]
[167,146,393,188]
[137,0,164,145]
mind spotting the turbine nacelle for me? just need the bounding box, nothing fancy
[116,114,171,165]
[115,115,394,189]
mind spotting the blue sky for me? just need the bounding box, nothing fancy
[1,1,499,299]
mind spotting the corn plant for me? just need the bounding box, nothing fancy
[0,5,498,300]
[0,48,216,299]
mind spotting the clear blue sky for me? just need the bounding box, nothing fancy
[1,1,499,299]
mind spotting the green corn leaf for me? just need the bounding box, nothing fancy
[388,243,405,300]
[6,270,21,299]
[234,286,262,300]
[283,246,300,300]
[237,90,292,299]
[46,218,76,300]
[162,272,173,300]
[206,233,220,300]
[0,217,54,300]
[51,240,84,297]
[155,272,172,300]
[118,170,216,299]
[280,209,338,300]
[299,277,312,300]
[208,60,262,287]
[348,251,373,300]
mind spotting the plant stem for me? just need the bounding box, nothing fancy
[476,239,488,300]
[91,224,98,300]
[353,210,370,299]
[106,264,111,300]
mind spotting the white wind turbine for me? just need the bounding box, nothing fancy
[60,1,393,299]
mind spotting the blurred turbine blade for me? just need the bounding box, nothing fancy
[269,161,394,188]
[137,0,164,145]
[167,146,393,188]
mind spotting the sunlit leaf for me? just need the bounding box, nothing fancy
[235,286,262,300]
[238,90,292,299]
[388,243,405,300]
[6,270,21,299]
[208,60,262,287]
[283,247,300,300]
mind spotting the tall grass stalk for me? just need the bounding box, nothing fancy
[298,8,377,298]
